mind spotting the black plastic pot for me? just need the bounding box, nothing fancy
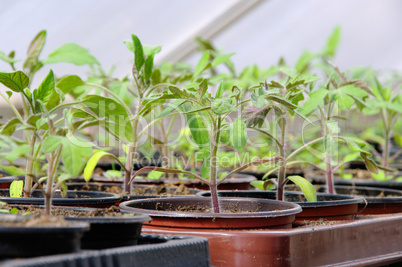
[65,210,151,249]
[197,190,364,221]
[0,234,210,267]
[0,214,89,259]
[0,189,121,208]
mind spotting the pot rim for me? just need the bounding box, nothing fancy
[196,190,365,208]
[0,189,121,205]
[119,196,302,218]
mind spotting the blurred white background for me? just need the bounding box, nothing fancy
[1,0,401,108]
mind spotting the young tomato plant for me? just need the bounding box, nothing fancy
[129,79,281,213]
[243,69,318,201]
[360,73,402,179]
[294,63,380,194]
[0,69,93,215]
[82,34,179,193]
[0,29,99,198]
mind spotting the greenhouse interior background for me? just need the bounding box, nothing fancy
[1,0,401,122]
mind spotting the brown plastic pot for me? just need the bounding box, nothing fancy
[142,214,402,266]
[119,197,302,229]
[316,185,402,215]
[197,190,364,221]
[307,163,402,190]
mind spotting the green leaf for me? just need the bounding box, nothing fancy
[56,75,85,94]
[59,180,68,197]
[131,34,145,71]
[343,137,369,154]
[151,68,162,85]
[323,25,341,57]
[168,85,188,98]
[195,147,210,162]
[125,40,161,57]
[10,180,23,198]
[287,175,317,202]
[2,144,30,163]
[361,152,378,174]
[338,85,368,99]
[23,30,46,72]
[199,79,209,100]
[226,117,248,152]
[43,43,99,65]
[200,157,210,179]
[302,88,327,115]
[250,180,276,191]
[266,94,298,110]
[0,164,25,176]
[147,171,163,180]
[179,102,210,148]
[144,53,154,82]
[323,135,336,156]
[211,53,235,67]
[280,67,297,78]
[84,150,120,181]
[295,50,316,73]
[103,170,123,178]
[215,81,224,98]
[326,120,340,135]
[251,91,265,109]
[10,207,20,214]
[42,135,64,153]
[335,92,354,110]
[193,50,210,78]
[143,45,162,57]
[1,118,22,136]
[61,138,91,177]
[157,99,186,119]
[0,51,19,64]
[35,69,55,103]
[82,95,134,142]
[0,71,29,93]
[211,98,237,115]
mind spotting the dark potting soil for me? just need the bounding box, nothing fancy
[154,201,279,214]
[0,214,71,227]
[73,182,193,196]
[1,204,128,218]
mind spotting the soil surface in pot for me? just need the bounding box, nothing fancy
[0,214,71,227]
[71,182,195,196]
[0,204,128,218]
[152,201,273,214]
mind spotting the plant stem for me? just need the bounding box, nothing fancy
[276,82,289,201]
[325,152,335,194]
[319,106,335,194]
[277,119,286,201]
[210,116,221,213]
[383,122,390,177]
[24,134,36,197]
[158,109,171,179]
